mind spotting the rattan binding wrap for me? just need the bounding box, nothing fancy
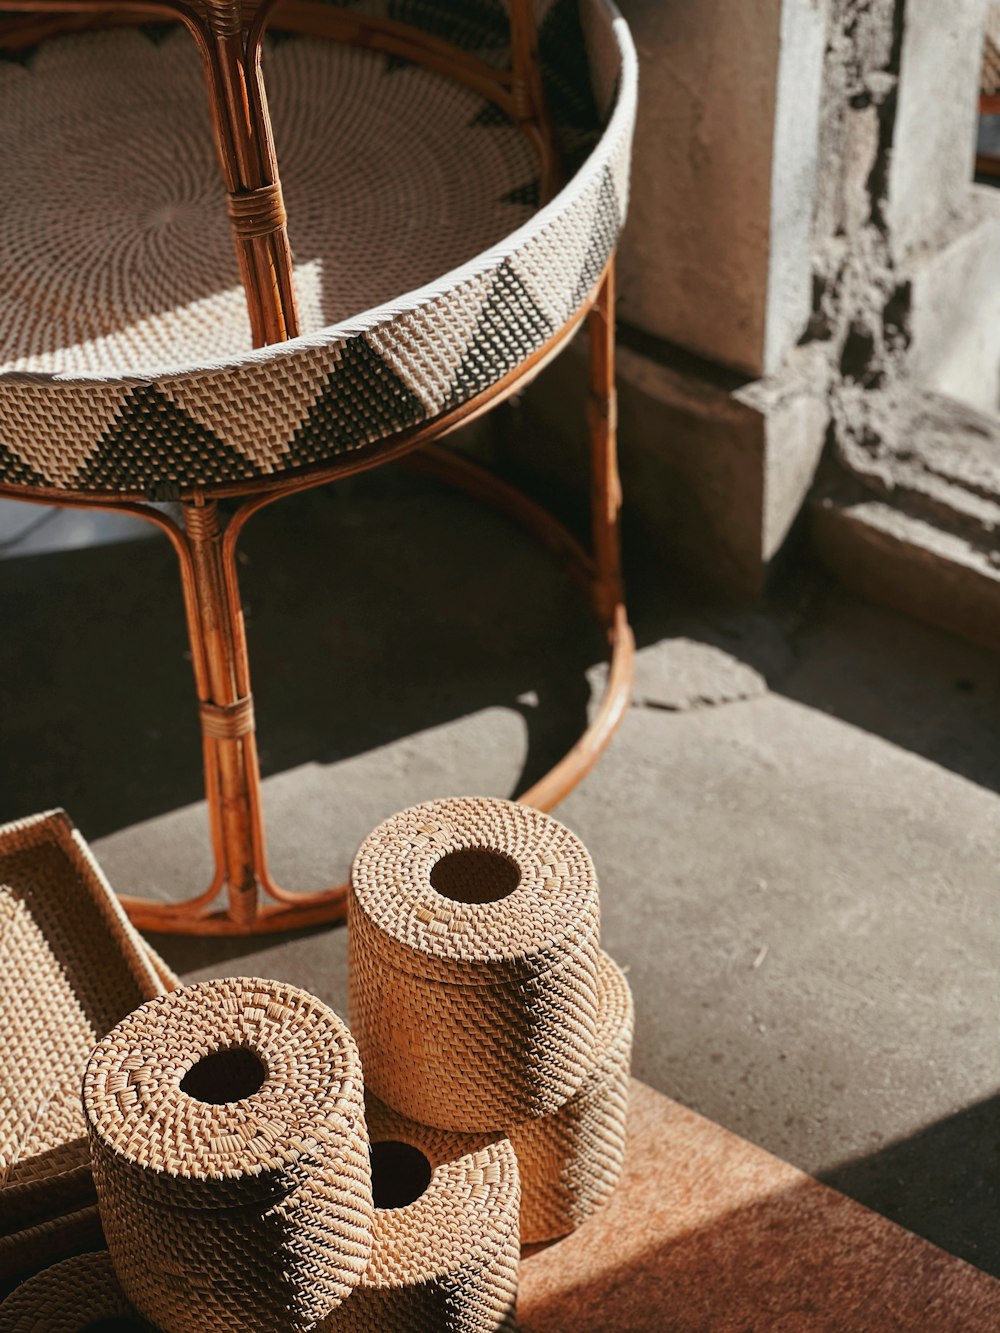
[84,977,374,1332]
[509,950,632,1243]
[349,797,601,1131]
[0,1251,155,1331]
[324,1094,519,1332]
[0,810,165,1238]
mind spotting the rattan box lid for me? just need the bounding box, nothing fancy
[349,797,600,986]
[84,976,368,1209]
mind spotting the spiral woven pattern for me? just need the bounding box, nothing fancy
[349,797,601,1131]
[0,810,164,1239]
[324,1094,519,1331]
[84,977,373,1332]
[350,797,600,984]
[0,1251,154,1332]
[509,950,632,1243]
[0,0,636,497]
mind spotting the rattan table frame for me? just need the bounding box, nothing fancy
[0,1,634,934]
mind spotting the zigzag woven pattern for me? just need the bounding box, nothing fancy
[349,797,601,1132]
[0,0,636,497]
[509,949,633,1244]
[0,1251,154,1331]
[84,977,374,1332]
[324,1094,519,1331]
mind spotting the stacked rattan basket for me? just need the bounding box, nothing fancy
[1,798,632,1330]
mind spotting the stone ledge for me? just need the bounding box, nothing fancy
[811,390,1000,653]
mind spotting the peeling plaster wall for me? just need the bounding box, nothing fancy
[517,0,1000,612]
[811,0,1000,527]
[808,0,1000,643]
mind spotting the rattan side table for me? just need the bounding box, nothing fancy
[0,0,638,934]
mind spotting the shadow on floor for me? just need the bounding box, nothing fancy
[819,1093,1000,1280]
[7,451,999,850]
[0,464,603,837]
[518,1083,1000,1330]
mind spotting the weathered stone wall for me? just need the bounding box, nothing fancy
[616,0,827,380]
[516,0,1000,625]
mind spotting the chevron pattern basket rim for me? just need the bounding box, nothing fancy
[0,0,637,498]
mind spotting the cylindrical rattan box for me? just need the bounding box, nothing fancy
[0,1251,155,1331]
[83,977,374,1333]
[509,950,633,1244]
[349,797,601,1132]
[324,1094,520,1332]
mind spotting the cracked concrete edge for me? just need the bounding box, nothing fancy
[811,472,1000,655]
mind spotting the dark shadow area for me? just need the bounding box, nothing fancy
[0,461,601,838]
[519,1084,1000,1331]
[820,1093,1000,1279]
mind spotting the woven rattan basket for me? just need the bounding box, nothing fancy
[84,976,374,1332]
[0,1206,104,1287]
[0,1,635,497]
[0,1250,154,1331]
[0,809,166,1257]
[509,949,633,1243]
[324,1094,520,1332]
[349,796,601,1132]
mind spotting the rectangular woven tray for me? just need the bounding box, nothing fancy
[0,810,169,1248]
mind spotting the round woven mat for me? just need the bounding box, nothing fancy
[0,29,537,379]
[0,1250,154,1331]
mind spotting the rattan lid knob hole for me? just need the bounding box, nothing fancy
[369,1141,433,1210]
[179,1046,267,1105]
[428,847,521,904]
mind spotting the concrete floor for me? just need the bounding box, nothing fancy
[1,460,997,1277]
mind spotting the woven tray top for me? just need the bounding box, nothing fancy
[84,976,368,1208]
[0,0,636,498]
[0,810,163,1226]
[350,796,600,985]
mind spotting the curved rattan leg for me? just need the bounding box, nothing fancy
[120,497,349,935]
[404,262,634,812]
